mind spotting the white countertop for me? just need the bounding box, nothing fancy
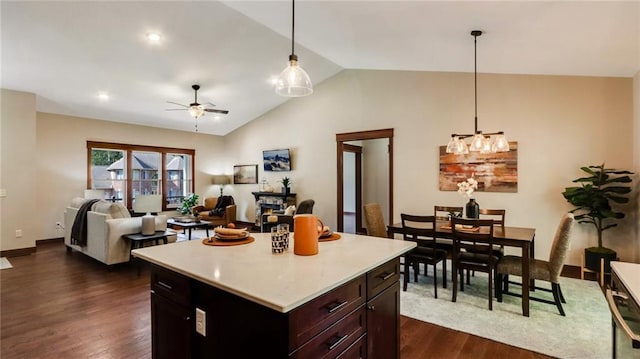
[132,232,416,313]
[612,261,640,306]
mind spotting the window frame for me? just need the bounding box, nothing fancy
[87,141,195,211]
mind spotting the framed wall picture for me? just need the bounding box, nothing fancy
[233,164,258,184]
[438,141,518,193]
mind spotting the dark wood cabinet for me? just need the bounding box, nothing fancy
[151,292,192,359]
[366,282,399,359]
[149,258,400,359]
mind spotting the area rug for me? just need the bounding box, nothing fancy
[400,266,611,359]
[0,257,13,269]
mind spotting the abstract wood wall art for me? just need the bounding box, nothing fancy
[439,142,518,193]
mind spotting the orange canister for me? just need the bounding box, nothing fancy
[293,214,323,256]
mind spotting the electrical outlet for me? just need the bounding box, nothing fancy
[195,308,206,336]
[15,230,23,238]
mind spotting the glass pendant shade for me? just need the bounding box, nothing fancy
[480,136,493,154]
[188,105,204,119]
[446,136,458,153]
[275,57,313,97]
[492,133,510,152]
[469,133,485,152]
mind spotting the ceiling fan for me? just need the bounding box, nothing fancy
[166,84,229,120]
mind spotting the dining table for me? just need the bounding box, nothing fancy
[387,221,536,317]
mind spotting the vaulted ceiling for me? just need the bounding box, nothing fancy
[2,1,638,136]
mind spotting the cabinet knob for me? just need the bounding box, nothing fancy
[367,305,375,311]
[184,316,191,321]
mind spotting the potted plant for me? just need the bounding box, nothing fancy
[562,164,634,272]
[280,177,291,195]
[179,193,200,216]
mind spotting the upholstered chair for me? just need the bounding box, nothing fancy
[364,203,388,238]
[496,213,575,316]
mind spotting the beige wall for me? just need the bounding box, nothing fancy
[1,90,37,251]
[225,69,636,265]
[2,69,637,266]
[34,112,226,243]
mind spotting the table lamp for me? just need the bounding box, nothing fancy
[212,175,231,196]
[133,195,162,235]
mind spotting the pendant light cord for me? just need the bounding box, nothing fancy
[474,32,478,133]
[291,0,295,56]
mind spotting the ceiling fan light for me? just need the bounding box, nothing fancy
[188,105,204,119]
[493,134,510,152]
[275,57,313,97]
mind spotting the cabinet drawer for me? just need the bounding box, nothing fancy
[151,265,191,306]
[367,258,400,300]
[290,307,366,359]
[289,275,366,351]
[336,334,367,359]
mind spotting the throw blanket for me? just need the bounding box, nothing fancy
[209,196,235,217]
[70,199,100,246]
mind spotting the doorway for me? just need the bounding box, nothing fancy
[342,144,362,233]
[336,129,394,233]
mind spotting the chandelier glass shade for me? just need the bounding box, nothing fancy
[275,0,313,97]
[446,30,509,155]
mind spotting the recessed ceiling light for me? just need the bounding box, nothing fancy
[214,116,221,120]
[97,92,109,101]
[146,32,162,44]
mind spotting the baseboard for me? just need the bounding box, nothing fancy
[1,246,36,257]
[37,237,64,244]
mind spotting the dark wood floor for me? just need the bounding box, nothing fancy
[1,241,551,359]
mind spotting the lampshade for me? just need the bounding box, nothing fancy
[211,175,231,185]
[133,195,162,214]
[275,55,313,97]
[275,0,313,97]
[84,189,105,199]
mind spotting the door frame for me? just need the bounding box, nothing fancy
[342,143,363,233]
[336,128,394,232]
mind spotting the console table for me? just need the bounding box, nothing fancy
[251,191,296,229]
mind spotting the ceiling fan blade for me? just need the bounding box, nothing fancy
[165,108,187,111]
[204,108,229,115]
[166,101,188,108]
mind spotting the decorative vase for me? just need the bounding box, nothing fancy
[282,186,290,196]
[465,198,479,219]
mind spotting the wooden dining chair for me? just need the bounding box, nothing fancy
[478,209,506,228]
[364,203,388,238]
[496,213,575,316]
[434,205,463,221]
[466,209,506,282]
[451,217,499,310]
[401,214,448,298]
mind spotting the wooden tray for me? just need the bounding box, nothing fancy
[202,236,255,246]
[318,233,341,242]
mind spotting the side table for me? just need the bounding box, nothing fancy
[124,230,171,275]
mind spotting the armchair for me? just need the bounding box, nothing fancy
[192,196,237,227]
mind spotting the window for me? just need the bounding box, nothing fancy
[87,141,195,211]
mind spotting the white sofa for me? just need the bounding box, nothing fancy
[64,198,176,265]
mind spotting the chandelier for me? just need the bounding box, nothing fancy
[446,30,509,154]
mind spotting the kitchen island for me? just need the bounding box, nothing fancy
[133,232,415,359]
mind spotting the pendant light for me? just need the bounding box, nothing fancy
[446,30,510,154]
[275,0,313,97]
